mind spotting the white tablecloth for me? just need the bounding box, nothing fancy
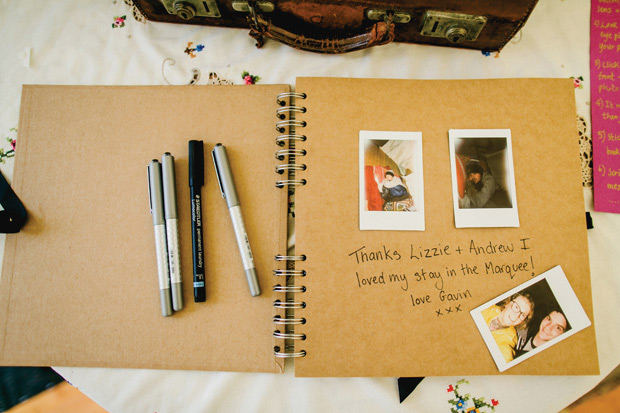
[1,1,618,411]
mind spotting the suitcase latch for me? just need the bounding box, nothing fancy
[367,10,411,25]
[232,1,275,13]
[160,0,221,20]
[420,11,487,43]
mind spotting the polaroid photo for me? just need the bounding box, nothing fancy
[359,131,424,231]
[471,266,591,372]
[449,129,519,228]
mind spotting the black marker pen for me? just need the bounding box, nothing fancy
[189,140,206,302]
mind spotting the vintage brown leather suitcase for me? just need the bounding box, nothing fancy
[132,0,540,54]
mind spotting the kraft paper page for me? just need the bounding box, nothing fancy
[0,85,289,372]
[293,77,597,377]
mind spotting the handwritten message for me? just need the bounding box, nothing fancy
[591,1,620,213]
[348,238,536,317]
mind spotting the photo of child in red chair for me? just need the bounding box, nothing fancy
[372,169,414,211]
[360,131,425,231]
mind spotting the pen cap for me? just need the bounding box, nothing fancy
[161,153,179,219]
[212,143,240,208]
[188,140,204,187]
[147,160,165,226]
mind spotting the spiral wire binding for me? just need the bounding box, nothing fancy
[276,163,307,174]
[276,106,307,119]
[274,346,307,359]
[275,148,306,160]
[276,134,306,147]
[276,120,307,134]
[276,92,307,105]
[273,269,306,277]
[273,315,306,325]
[275,254,306,261]
[273,285,307,293]
[273,91,307,359]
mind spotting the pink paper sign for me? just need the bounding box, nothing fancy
[591,1,620,213]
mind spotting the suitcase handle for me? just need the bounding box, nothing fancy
[247,8,396,54]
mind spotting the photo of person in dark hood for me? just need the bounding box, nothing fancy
[459,161,511,209]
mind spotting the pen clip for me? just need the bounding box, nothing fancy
[147,165,153,215]
[212,150,226,199]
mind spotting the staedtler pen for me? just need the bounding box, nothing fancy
[162,153,183,311]
[147,160,173,317]
[189,140,206,302]
[212,143,261,297]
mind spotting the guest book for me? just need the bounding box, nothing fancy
[0,78,598,376]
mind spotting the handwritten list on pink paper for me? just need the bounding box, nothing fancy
[591,1,620,213]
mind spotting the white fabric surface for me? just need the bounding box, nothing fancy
[0,0,618,411]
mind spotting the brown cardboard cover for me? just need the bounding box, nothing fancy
[294,77,598,377]
[0,85,289,372]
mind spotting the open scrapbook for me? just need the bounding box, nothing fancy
[0,78,597,377]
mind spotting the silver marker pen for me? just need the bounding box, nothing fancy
[162,153,183,311]
[212,143,261,297]
[148,160,173,317]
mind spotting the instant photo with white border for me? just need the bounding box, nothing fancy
[471,266,591,372]
[449,129,519,228]
[359,131,424,231]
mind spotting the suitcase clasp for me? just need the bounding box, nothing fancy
[160,0,221,19]
[232,1,274,13]
[420,11,487,44]
[367,10,411,25]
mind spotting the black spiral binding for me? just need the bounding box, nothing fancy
[273,92,307,359]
